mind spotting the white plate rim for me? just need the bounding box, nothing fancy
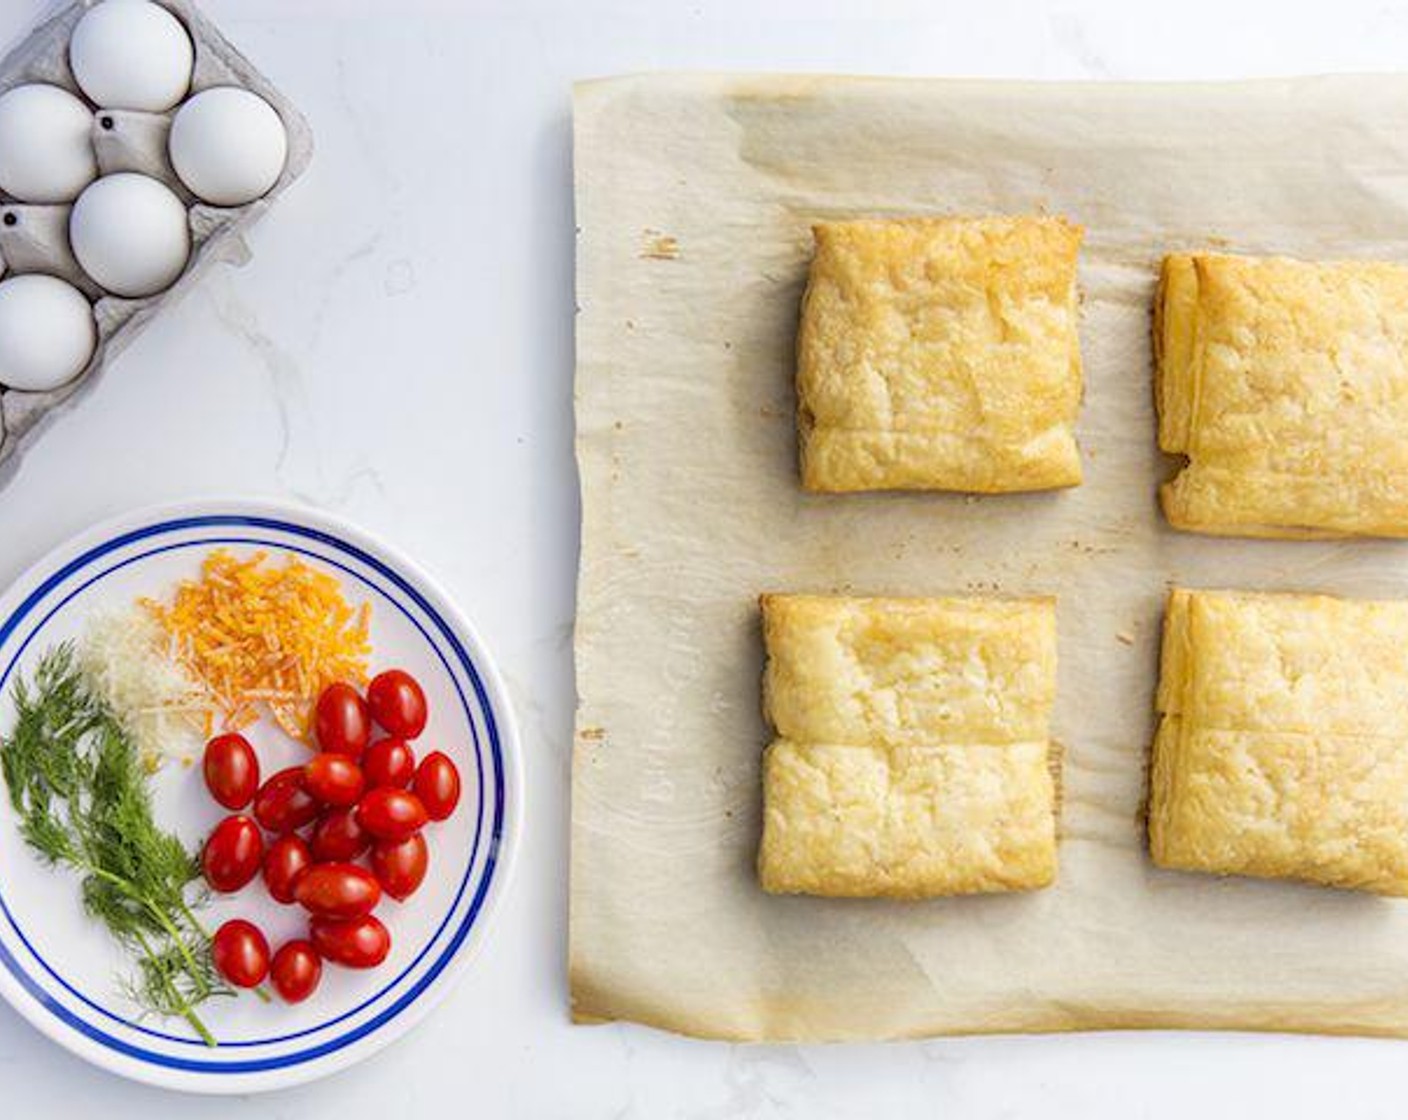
[0,498,524,1094]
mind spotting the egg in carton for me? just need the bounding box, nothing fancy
[0,0,312,482]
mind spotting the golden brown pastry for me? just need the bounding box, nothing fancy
[796,216,1084,494]
[1157,252,1408,538]
[757,594,1059,898]
[1150,589,1408,895]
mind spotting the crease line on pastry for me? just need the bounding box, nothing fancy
[1154,254,1191,453]
[766,736,1057,751]
[1148,590,1194,862]
[1154,256,1197,522]
[1186,256,1210,465]
[799,422,1076,438]
[1159,726,1408,743]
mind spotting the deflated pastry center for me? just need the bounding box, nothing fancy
[765,214,1408,900]
[1156,253,1408,539]
[1151,590,1408,896]
[796,216,1085,494]
[757,594,1059,898]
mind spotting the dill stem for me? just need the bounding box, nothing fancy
[86,864,216,1009]
[134,928,216,1048]
[140,897,212,1001]
[178,897,209,938]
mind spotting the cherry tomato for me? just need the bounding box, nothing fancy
[310,914,391,969]
[356,787,428,841]
[311,805,371,862]
[211,919,269,988]
[253,766,319,834]
[269,939,321,1004]
[293,862,382,919]
[202,815,264,892]
[315,682,371,757]
[414,752,461,822]
[371,833,428,901]
[367,669,427,739]
[262,833,313,904]
[203,733,260,810]
[362,736,415,789]
[304,753,365,807]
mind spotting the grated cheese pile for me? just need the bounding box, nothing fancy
[143,549,372,740]
[80,607,213,770]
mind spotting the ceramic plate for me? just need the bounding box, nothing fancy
[0,500,522,1093]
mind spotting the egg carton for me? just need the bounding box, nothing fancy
[0,0,312,482]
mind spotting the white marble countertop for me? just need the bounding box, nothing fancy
[2,0,1407,1114]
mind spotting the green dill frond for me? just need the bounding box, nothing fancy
[81,874,157,943]
[126,936,233,1019]
[0,645,220,1046]
[19,800,77,866]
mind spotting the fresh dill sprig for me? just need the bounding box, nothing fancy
[1,644,230,1045]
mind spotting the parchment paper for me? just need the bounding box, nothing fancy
[571,72,1408,1041]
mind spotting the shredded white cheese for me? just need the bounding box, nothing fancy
[80,607,214,769]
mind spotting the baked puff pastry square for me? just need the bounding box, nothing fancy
[757,594,1060,899]
[796,216,1084,494]
[1157,252,1408,538]
[1150,589,1408,896]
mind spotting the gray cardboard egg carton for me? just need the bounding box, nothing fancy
[0,0,312,481]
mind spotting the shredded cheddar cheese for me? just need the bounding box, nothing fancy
[144,549,371,740]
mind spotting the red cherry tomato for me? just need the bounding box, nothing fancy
[414,752,461,822]
[202,815,264,892]
[304,753,365,807]
[203,733,260,810]
[356,787,428,841]
[362,736,415,789]
[269,939,321,1004]
[309,914,391,969]
[367,670,427,739]
[252,766,319,834]
[371,833,428,901]
[262,833,313,904]
[315,683,371,757]
[311,805,371,862]
[211,919,269,988]
[293,862,382,919]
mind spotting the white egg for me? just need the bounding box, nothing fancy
[70,173,190,297]
[69,0,194,113]
[0,84,97,203]
[169,87,288,206]
[0,274,96,392]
